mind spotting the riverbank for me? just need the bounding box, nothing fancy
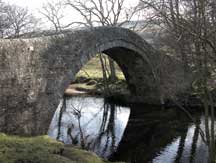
[64,79,216,109]
[64,77,130,97]
[0,133,124,163]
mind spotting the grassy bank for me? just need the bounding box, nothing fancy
[0,133,124,163]
[76,54,125,80]
[65,54,130,97]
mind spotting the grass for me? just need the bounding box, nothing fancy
[0,133,63,163]
[0,133,125,163]
[69,54,130,96]
[76,54,125,80]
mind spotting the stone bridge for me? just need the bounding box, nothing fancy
[0,27,191,135]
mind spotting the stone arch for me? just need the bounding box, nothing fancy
[0,27,165,135]
[36,27,161,134]
[44,27,159,102]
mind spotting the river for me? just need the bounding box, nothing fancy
[48,96,209,163]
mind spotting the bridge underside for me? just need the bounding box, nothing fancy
[0,27,191,135]
[104,47,159,101]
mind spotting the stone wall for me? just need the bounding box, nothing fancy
[0,27,191,135]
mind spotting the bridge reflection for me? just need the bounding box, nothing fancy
[48,96,208,163]
[110,104,208,163]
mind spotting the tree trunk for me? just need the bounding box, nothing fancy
[99,53,110,95]
[108,57,117,82]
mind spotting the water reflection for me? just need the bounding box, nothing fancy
[153,123,208,163]
[48,97,130,158]
[110,105,209,163]
[49,97,210,163]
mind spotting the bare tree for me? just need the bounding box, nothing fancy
[66,0,140,82]
[139,0,216,162]
[0,1,9,37]
[39,1,66,32]
[4,4,39,37]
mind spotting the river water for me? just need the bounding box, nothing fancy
[48,96,209,163]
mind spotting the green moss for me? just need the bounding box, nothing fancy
[0,133,63,163]
[62,147,125,163]
[45,154,76,163]
[63,147,104,163]
[0,133,125,163]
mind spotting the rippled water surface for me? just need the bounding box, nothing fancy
[49,96,209,163]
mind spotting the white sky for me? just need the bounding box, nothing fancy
[5,0,43,11]
[4,0,139,29]
[5,0,138,10]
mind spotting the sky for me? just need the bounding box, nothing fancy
[5,0,138,10]
[4,0,140,29]
[5,0,43,11]
[6,0,44,10]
